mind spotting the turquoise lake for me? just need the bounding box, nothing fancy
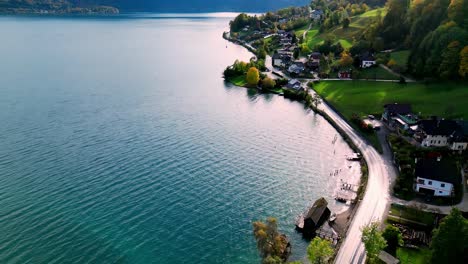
[0,14,356,263]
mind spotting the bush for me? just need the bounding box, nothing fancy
[261,77,276,90]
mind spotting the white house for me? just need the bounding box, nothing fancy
[414,157,460,197]
[360,52,376,68]
[416,119,467,151]
[451,141,468,151]
[421,135,449,147]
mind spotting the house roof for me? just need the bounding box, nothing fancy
[305,197,328,224]
[311,9,324,15]
[360,51,375,61]
[384,103,412,115]
[310,52,321,60]
[415,157,460,185]
[286,79,303,90]
[418,119,464,138]
[456,120,468,136]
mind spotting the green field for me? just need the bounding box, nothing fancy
[314,81,468,119]
[390,50,410,66]
[305,28,324,49]
[359,66,399,80]
[229,75,247,87]
[304,8,387,51]
[388,204,436,227]
[294,23,311,38]
[397,247,431,264]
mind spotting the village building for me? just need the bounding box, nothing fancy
[310,9,324,21]
[359,52,376,68]
[306,52,321,72]
[272,53,291,68]
[415,118,467,151]
[382,103,418,133]
[338,69,352,79]
[414,157,460,197]
[295,197,331,237]
[288,61,305,75]
[285,79,303,91]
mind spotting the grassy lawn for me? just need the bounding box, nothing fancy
[357,8,387,18]
[388,204,436,227]
[397,247,431,264]
[305,8,386,52]
[359,66,399,80]
[294,23,311,37]
[390,50,410,66]
[229,75,247,87]
[313,81,468,119]
[338,39,352,49]
[305,28,324,49]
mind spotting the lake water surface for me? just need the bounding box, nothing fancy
[0,13,357,263]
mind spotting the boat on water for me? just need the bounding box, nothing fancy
[346,153,362,161]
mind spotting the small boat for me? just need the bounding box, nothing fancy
[346,153,362,161]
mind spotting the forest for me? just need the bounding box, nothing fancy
[353,0,468,79]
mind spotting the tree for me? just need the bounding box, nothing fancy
[253,217,290,263]
[246,67,260,86]
[342,17,350,29]
[382,225,403,256]
[430,208,468,264]
[387,59,397,68]
[311,93,322,109]
[262,77,276,90]
[307,237,334,264]
[361,222,387,263]
[459,46,468,78]
[439,41,462,79]
[339,51,354,68]
[293,49,299,59]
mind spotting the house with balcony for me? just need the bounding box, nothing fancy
[414,157,460,197]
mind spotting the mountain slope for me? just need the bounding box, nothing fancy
[0,0,311,13]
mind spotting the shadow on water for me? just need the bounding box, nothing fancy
[246,88,259,102]
[260,92,274,102]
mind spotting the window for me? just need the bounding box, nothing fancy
[438,141,441,144]
[418,179,424,184]
[441,183,445,187]
[439,191,443,194]
[428,181,432,185]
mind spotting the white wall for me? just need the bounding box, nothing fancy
[415,177,453,197]
[450,142,467,151]
[361,60,376,68]
[421,135,448,147]
[273,59,284,67]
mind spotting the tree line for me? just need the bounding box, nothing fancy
[352,0,468,79]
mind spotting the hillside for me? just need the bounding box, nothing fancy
[0,0,311,13]
[0,0,119,14]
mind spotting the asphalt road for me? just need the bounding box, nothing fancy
[309,91,396,264]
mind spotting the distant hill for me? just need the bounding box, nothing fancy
[0,0,311,14]
[76,0,311,12]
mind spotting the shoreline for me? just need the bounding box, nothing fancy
[223,32,369,257]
